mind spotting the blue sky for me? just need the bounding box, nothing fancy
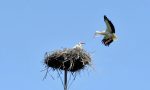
[0,0,150,90]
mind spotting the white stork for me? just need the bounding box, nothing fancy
[73,42,85,49]
[94,15,117,46]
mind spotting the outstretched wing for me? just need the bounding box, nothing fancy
[101,36,113,46]
[104,15,115,33]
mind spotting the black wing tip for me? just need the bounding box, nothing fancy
[104,15,108,20]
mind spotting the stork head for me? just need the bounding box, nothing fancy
[112,33,117,40]
[79,42,85,45]
[73,42,85,49]
[78,42,85,48]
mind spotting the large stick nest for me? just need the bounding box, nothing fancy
[44,48,91,72]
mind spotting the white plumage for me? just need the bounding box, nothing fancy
[73,42,85,49]
[94,15,117,46]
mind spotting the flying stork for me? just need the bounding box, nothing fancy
[94,15,117,46]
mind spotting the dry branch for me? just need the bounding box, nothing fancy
[44,48,91,72]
